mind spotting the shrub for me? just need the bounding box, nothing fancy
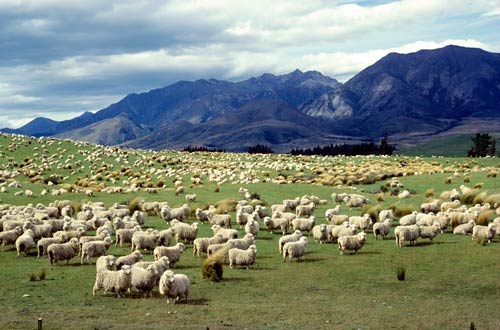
[215,199,237,214]
[214,186,220,193]
[390,204,414,218]
[487,171,497,178]
[476,211,493,226]
[377,193,384,202]
[396,266,406,281]
[128,197,143,214]
[156,179,165,188]
[202,247,229,282]
[463,176,470,183]
[472,192,487,206]
[474,183,484,189]
[444,177,452,184]
[361,204,381,223]
[70,201,81,214]
[425,188,434,198]
[461,189,481,205]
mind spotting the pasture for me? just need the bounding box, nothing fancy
[0,133,499,329]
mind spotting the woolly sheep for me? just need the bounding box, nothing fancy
[96,255,117,272]
[22,222,52,240]
[173,222,199,244]
[47,238,80,265]
[394,225,420,247]
[160,205,187,222]
[15,229,35,256]
[329,214,349,225]
[193,234,225,257]
[283,236,308,262]
[227,233,254,250]
[157,228,174,246]
[116,251,143,269]
[278,230,302,253]
[432,215,450,234]
[134,256,171,278]
[37,237,64,258]
[421,200,441,213]
[325,205,341,222]
[208,213,232,228]
[399,211,418,226]
[254,205,269,218]
[159,270,190,304]
[244,218,260,237]
[472,223,496,243]
[291,216,316,234]
[343,194,369,209]
[228,245,257,269]
[379,209,394,223]
[419,224,440,241]
[211,224,238,241]
[416,213,436,226]
[373,218,392,240]
[153,243,185,267]
[116,226,141,247]
[311,224,328,244]
[296,202,315,217]
[185,193,197,202]
[349,214,372,232]
[195,208,210,224]
[131,230,160,252]
[206,242,234,257]
[93,264,132,298]
[331,223,358,243]
[236,210,250,229]
[81,236,113,264]
[263,216,290,235]
[441,200,461,212]
[131,210,146,226]
[453,220,476,235]
[130,264,160,297]
[338,232,367,255]
[398,190,411,199]
[0,225,22,251]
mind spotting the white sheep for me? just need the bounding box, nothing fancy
[399,211,418,226]
[421,200,441,213]
[116,250,143,269]
[419,224,440,241]
[130,264,160,297]
[263,216,290,235]
[37,237,64,258]
[349,214,372,232]
[47,238,80,265]
[195,208,210,224]
[331,222,357,243]
[157,228,174,246]
[254,205,269,218]
[329,214,349,225]
[394,225,420,247]
[173,222,199,244]
[15,229,35,256]
[338,232,367,255]
[115,226,141,247]
[228,245,257,269]
[96,255,117,272]
[159,270,190,304]
[93,265,132,298]
[278,230,302,253]
[0,225,23,251]
[244,218,260,237]
[325,205,341,222]
[379,209,394,223]
[291,216,316,234]
[296,202,315,217]
[236,210,250,229]
[283,236,308,262]
[453,220,476,235]
[81,236,113,264]
[311,224,328,244]
[373,218,392,240]
[193,234,225,257]
[134,256,171,278]
[131,230,160,252]
[185,193,197,202]
[22,222,52,240]
[227,233,254,250]
[208,213,232,228]
[211,224,238,241]
[153,243,185,267]
[472,223,496,243]
[206,242,234,257]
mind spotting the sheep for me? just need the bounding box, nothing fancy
[278,230,303,253]
[227,233,254,250]
[131,210,146,226]
[254,205,269,218]
[331,223,358,243]
[78,231,111,254]
[283,237,308,262]
[453,220,476,235]
[153,243,185,267]
[134,256,171,278]
[419,224,440,241]
[206,242,234,256]
[432,215,450,234]
[399,211,418,226]
[244,218,260,237]
[160,205,187,222]
[472,223,496,243]
[47,238,80,265]
[93,265,132,298]
[344,194,369,209]
[193,234,225,257]
[37,237,64,258]
[398,190,411,199]
[338,232,367,255]
[263,216,289,235]
[373,218,392,240]
[416,212,436,226]
[325,205,341,222]
[54,227,86,241]
[131,230,160,252]
[81,237,113,264]
[115,226,141,247]
[311,224,328,244]
[22,221,52,240]
[291,216,316,234]
[157,228,174,247]
[195,208,210,224]
[185,193,197,202]
[208,213,232,228]
[329,214,349,225]
[116,251,143,269]
[421,200,441,213]
[441,200,461,212]
[379,209,394,223]
[271,204,287,214]
[236,210,250,229]
[228,245,257,269]
[96,255,117,272]
[159,270,190,304]
[15,229,35,256]
[211,224,238,241]
[130,264,160,297]
[0,225,22,251]
[394,225,420,247]
[296,202,315,217]
[173,222,199,244]
[96,221,113,236]
[349,214,372,232]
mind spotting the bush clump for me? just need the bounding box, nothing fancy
[128,197,143,214]
[215,199,237,214]
[390,204,415,218]
[396,266,406,281]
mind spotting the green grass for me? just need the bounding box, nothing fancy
[1,133,500,329]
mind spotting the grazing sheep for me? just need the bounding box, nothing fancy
[81,237,113,264]
[254,205,269,218]
[96,255,117,272]
[244,218,260,237]
[453,220,476,235]
[0,226,22,251]
[325,205,341,222]
[394,225,420,247]
[263,216,290,235]
[273,211,296,224]
[283,237,308,262]
[131,230,160,252]
[296,202,315,217]
[157,228,174,247]
[311,224,328,244]
[185,193,197,202]
[291,216,316,234]
[153,243,185,267]
[373,219,392,240]
[193,234,225,257]
[37,237,64,258]
[22,222,52,240]
[227,233,254,250]
[419,224,440,241]
[116,251,143,269]
[130,264,160,297]
[195,208,210,224]
[236,210,250,229]
[421,200,441,214]
[331,222,358,243]
[379,209,394,222]
[228,245,257,269]
[278,230,303,253]
[206,242,234,257]
[399,211,418,226]
[47,238,80,265]
[173,222,199,244]
[115,226,141,247]
[349,214,372,232]
[93,265,132,298]
[329,214,349,225]
[472,223,496,243]
[159,270,190,304]
[211,225,238,241]
[208,213,232,228]
[134,256,171,279]
[338,232,367,255]
[15,229,35,256]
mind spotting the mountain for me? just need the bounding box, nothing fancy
[3,45,500,152]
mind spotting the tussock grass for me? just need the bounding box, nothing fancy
[215,199,237,214]
[425,188,434,198]
[389,203,415,218]
[128,197,143,214]
[202,246,230,282]
[476,211,493,226]
[485,193,500,207]
[361,204,382,222]
[472,192,487,206]
[444,176,453,184]
[461,189,481,205]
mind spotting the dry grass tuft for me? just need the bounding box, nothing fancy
[425,188,434,198]
[476,211,493,226]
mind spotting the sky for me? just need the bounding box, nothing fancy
[1,0,500,129]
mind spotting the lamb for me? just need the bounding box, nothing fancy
[37,237,64,258]
[47,238,80,265]
[453,220,476,235]
[331,223,358,243]
[399,211,418,226]
[291,216,316,234]
[338,232,367,255]
[394,225,420,247]
[263,216,290,235]
[419,224,440,241]
[0,225,22,251]
[159,270,190,304]
[283,237,308,262]
[116,251,143,269]
[153,243,185,267]
[185,193,197,202]
[131,230,160,252]
[349,214,372,232]
[227,233,254,250]
[193,234,225,257]
[228,245,257,269]
[211,224,238,241]
[296,202,315,217]
[325,205,341,222]
[278,230,303,253]
[311,224,328,244]
[115,226,141,247]
[373,218,392,240]
[472,223,496,243]
[81,237,113,264]
[208,213,232,228]
[93,265,132,298]
[130,264,160,297]
[96,255,117,272]
[173,222,199,244]
[15,229,35,256]
[244,218,260,237]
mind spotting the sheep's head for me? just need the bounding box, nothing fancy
[121,265,132,275]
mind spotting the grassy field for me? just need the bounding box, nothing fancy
[1,134,500,329]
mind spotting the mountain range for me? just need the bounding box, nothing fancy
[3,45,500,152]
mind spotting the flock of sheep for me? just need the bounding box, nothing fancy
[0,133,500,305]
